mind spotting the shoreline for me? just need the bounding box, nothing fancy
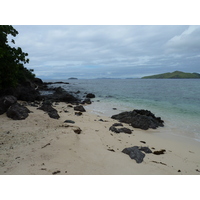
[1,101,200,175]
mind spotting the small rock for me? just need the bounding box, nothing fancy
[52,170,61,175]
[75,112,82,116]
[64,120,75,124]
[74,105,86,112]
[73,127,82,134]
[107,149,115,152]
[82,98,92,104]
[109,126,120,133]
[153,149,166,155]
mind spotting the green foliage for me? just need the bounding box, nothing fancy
[142,71,200,79]
[0,25,35,89]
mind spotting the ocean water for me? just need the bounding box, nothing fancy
[50,79,200,142]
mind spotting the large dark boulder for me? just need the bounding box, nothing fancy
[0,95,17,114]
[111,109,164,130]
[38,101,60,119]
[6,103,30,120]
[86,93,95,98]
[122,146,145,163]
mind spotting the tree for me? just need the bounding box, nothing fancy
[0,25,35,89]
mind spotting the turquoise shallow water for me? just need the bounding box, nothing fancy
[51,79,200,142]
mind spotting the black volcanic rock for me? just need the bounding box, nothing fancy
[74,105,86,112]
[38,101,60,119]
[122,146,145,163]
[42,86,79,103]
[111,109,164,130]
[0,95,17,114]
[109,126,132,134]
[86,93,95,98]
[6,103,30,120]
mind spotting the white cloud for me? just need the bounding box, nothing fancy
[165,25,200,53]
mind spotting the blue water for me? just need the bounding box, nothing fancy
[50,79,200,141]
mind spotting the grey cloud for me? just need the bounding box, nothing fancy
[12,25,200,79]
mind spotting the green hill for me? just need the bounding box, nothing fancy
[142,71,200,79]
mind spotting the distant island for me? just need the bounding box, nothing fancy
[142,71,200,79]
[68,77,78,80]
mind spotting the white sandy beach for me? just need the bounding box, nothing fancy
[0,101,200,175]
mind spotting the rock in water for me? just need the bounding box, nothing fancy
[6,103,30,120]
[86,93,95,98]
[122,146,145,163]
[111,109,164,130]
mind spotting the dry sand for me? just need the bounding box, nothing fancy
[0,101,200,175]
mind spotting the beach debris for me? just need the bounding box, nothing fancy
[86,93,95,98]
[41,143,51,149]
[140,141,146,144]
[153,149,166,155]
[196,169,200,172]
[52,170,61,175]
[151,161,167,166]
[122,146,145,163]
[111,109,164,130]
[178,170,181,172]
[64,120,75,124]
[38,101,60,119]
[109,126,132,134]
[6,102,30,120]
[113,108,117,110]
[74,105,86,112]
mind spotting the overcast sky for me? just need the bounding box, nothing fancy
[11,25,200,79]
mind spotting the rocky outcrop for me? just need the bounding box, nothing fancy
[43,87,79,103]
[6,103,30,120]
[0,95,17,114]
[111,109,164,130]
